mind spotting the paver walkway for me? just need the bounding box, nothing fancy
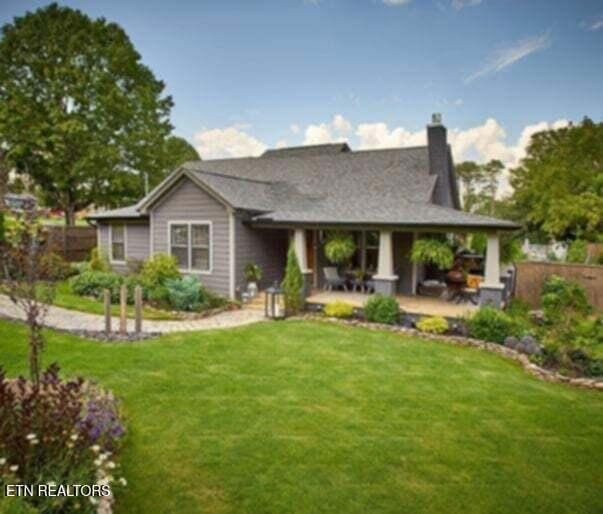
[0,295,265,334]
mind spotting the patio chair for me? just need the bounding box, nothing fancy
[323,267,348,291]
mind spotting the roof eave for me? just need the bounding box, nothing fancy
[251,217,520,231]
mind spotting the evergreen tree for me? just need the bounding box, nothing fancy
[281,243,304,314]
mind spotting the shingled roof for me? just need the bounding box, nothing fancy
[89,143,518,230]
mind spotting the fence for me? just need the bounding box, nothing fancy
[45,225,96,262]
[514,261,603,312]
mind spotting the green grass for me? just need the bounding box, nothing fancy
[52,280,181,320]
[1,319,602,514]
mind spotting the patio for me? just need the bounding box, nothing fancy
[306,289,478,318]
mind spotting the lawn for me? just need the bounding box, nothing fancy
[52,280,181,320]
[1,319,601,514]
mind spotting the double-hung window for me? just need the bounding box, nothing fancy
[110,225,126,262]
[169,222,211,272]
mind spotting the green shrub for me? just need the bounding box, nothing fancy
[69,270,122,302]
[281,243,304,314]
[201,287,228,309]
[324,231,356,265]
[410,238,454,270]
[71,261,90,274]
[416,316,449,334]
[541,317,603,377]
[364,295,399,325]
[126,257,144,274]
[566,239,588,263]
[124,274,147,303]
[147,284,170,305]
[541,275,591,324]
[89,247,110,272]
[165,276,201,311]
[40,252,76,281]
[140,253,180,288]
[467,306,518,344]
[324,301,355,319]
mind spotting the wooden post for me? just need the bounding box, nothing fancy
[119,285,127,335]
[134,285,142,334]
[103,289,111,334]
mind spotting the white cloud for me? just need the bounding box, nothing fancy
[290,124,300,134]
[193,125,266,159]
[588,18,603,31]
[193,116,569,195]
[303,114,352,145]
[332,114,352,135]
[382,0,413,5]
[452,0,482,9]
[465,31,551,83]
[356,123,426,149]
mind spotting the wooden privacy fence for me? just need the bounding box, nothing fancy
[514,261,603,312]
[45,225,96,262]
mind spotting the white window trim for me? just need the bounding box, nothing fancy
[167,220,213,275]
[109,224,127,264]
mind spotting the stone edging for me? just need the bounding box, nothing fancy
[295,315,603,391]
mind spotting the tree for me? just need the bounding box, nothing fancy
[509,118,603,241]
[0,4,173,225]
[455,161,483,212]
[455,160,504,215]
[281,243,304,314]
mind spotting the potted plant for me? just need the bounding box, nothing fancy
[410,238,454,270]
[244,262,263,298]
[324,231,356,267]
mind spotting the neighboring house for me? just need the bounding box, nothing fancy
[88,115,518,306]
[4,192,37,212]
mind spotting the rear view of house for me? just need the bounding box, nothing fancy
[89,115,518,306]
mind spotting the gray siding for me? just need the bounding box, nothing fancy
[394,231,414,295]
[96,221,150,274]
[126,224,150,261]
[234,219,288,292]
[150,177,231,297]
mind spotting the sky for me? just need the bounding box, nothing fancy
[1,0,602,192]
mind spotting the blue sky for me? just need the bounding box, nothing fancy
[1,0,602,168]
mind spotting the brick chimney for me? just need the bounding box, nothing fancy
[427,113,452,207]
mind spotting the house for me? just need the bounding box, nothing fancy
[4,192,37,212]
[88,115,519,307]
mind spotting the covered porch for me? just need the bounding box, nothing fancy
[306,289,477,318]
[290,225,508,308]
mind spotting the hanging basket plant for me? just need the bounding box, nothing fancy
[410,238,454,270]
[324,231,356,265]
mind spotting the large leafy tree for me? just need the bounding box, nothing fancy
[0,4,173,224]
[455,159,504,215]
[158,136,200,181]
[509,118,603,241]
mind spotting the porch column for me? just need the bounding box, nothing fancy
[373,230,398,296]
[479,231,504,308]
[293,228,312,298]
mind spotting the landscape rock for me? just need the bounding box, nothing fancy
[504,336,519,349]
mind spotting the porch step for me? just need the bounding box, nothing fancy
[244,292,266,311]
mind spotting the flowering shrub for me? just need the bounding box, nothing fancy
[0,365,126,514]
